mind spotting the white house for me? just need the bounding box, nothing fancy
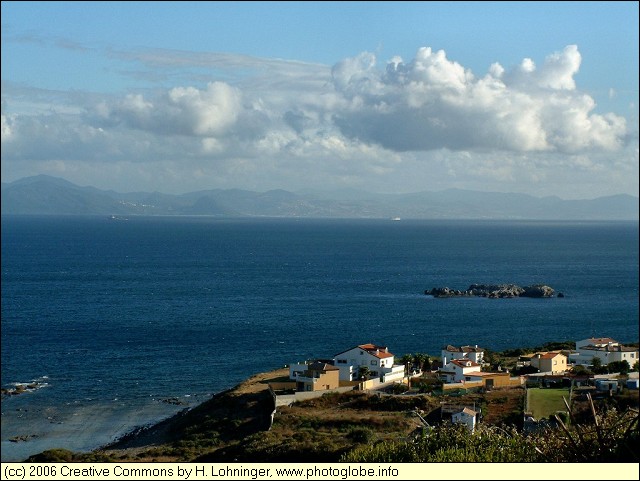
[569,337,638,367]
[571,344,638,367]
[289,362,312,380]
[438,358,482,383]
[333,343,404,382]
[451,407,478,432]
[575,337,618,349]
[441,345,485,365]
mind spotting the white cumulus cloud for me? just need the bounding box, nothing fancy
[97,81,242,137]
[1,45,636,198]
[331,45,626,154]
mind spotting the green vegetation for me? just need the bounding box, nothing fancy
[341,423,539,462]
[343,395,638,463]
[527,388,570,420]
[399,352,433,375]
[585,359,633,375]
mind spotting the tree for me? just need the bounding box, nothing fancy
[413,353,427,373]
[400,354,413,376]
[607,360,631,375]
[591,357,606,374]
[357,366,371,381]
[483,348,496,366]
[422,355,432,372]
[571,364,593,376]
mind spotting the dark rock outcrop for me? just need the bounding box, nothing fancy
[425,284,555,298]
[521,285,555,298]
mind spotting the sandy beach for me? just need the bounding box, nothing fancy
[1,398,195,462]
[1,368,288,462]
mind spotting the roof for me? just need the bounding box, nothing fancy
[458,407,477,416]
[450,359,481,368]
[334,344,394,359]
[307,362,339,372]
[464,371,510,377]
[443,344,484,353]
[536,352,566,360]
[581,345,638,352]
[581,337,618,345]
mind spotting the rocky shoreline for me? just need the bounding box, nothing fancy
[425,283,560,298]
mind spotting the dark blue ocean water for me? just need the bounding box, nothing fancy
[1,216,638,460]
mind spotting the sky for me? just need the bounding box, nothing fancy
[1,1,638,199]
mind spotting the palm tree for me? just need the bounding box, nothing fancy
[423,355,432,372]
[358,366,371,381]
[413,353,427,373]
[400,354,413,376]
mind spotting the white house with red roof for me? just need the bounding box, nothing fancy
[333,343,404,382]
[438,358,482,383]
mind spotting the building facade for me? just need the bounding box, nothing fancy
[441,345,485,365]
[333,344,400,382]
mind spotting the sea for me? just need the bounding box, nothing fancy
[1,215,638,461]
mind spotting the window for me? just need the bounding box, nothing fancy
[371,360,377,366]
[337,359,347,364]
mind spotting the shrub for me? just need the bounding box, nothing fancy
[347,427,374,444]
[342,394,638,463]
[26,449,75,462]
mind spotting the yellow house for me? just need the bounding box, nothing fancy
[530,352,567,373]
[295,362,340,392]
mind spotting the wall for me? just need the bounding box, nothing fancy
[443,381,483,391]
[269,381,297,391]
[272,386,355,407]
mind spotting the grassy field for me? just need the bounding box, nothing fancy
[526,387,570,420]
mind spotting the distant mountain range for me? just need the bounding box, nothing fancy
[1,175,638,220]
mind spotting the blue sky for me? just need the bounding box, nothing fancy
[2,1,638,198]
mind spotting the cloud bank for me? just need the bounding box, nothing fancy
[1,45,637,198]
[332,45,625,153]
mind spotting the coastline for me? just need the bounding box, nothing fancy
[0,396,201,462]
[1,368,287,462]
[5,363,639,463]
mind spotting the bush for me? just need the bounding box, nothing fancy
[26,449,75,462]
[387,383,409,394]
[347,427,374,444]
[342,394,639,463]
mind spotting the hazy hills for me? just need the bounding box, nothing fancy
[1,175,638,220]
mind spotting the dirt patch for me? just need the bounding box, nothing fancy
[232,368,289,395]
[481,387,525,426]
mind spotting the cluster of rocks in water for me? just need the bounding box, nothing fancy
[425,283,562,298]
[1,382,44,399]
